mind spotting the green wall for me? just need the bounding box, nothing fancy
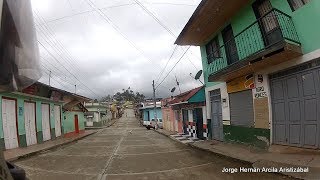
[223,125,270,149]
[0,93,63,147]
[188,87,205,103]
[200,0,320,88]
[63,111,85,134]
[270,0,320,54]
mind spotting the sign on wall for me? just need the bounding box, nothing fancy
[253,74,268,99]
[227,74,255,93]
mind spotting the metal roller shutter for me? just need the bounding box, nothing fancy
[229,90,254,127]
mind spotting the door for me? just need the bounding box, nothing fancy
[271,65,320,149]
[253,0,282,46]
[222,25,239,65]
[147,111,150,121]
[229,90,255,127]
[41,104,51,141]
[2,99,19,149]
[24,102,37,146]
[210,89,224,141]
[182,110,189,134]
[194,108,204,139]
[54,105,61,137]
[74,115,79,133]
[174,111,178,132]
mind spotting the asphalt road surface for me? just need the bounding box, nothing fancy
[15,109,291,180]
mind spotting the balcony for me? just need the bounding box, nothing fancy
[207,9,302,82]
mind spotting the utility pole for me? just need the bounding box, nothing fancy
[49,71,51,86]
[152,80,158,129]
[75,84,77,94]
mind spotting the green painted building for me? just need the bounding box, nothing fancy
[84,102,111,127]
[0,82,89,150]
[176,0,320,149]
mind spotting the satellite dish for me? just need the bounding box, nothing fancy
[171,87,176,93]
[195,70,203,80]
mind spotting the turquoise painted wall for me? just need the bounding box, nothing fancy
[63,111,85,134]
[200,0,320,87]
[143,108,162,121]
[189,88,205,103]
[270,0,320,54]
[0,93,63,138]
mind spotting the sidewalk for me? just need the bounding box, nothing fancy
[4,130,97,162]
[155,129,320,180]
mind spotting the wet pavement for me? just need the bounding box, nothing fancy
[15,109,292,180]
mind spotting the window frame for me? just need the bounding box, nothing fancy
[287,0,310,11]
[205,37,220,64]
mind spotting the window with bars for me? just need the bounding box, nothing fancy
[287,0,310,11]
[205,37,220,64]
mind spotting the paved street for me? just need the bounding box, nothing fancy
[15,109,290,180]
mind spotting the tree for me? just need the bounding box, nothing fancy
[103,88,145,104]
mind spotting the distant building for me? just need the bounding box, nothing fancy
[139,101,162,127]
[84,102,111,127]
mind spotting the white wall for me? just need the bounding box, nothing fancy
[205,82,230,121]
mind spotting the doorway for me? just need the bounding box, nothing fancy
[222,25,239,65]
[182,109,189,134]
[210,89,224,141]
[74,115,79,133]
[194,108,204,139]
[2,98,19,149]
[253,0,282,46]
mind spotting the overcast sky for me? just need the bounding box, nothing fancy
[31,0,203,99]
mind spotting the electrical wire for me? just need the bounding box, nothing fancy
[155,46,190,90]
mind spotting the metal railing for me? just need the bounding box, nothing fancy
[207,8,300,75]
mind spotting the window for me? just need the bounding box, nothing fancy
[287,0,310,11]
[205,37,220,64]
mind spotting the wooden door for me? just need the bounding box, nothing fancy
[2,99,19,149]
[74,115,79,133]
[54,105,62,137]
[41,104,51,141]
[24,102,37,146]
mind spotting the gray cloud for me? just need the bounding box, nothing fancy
[32,0,203,99]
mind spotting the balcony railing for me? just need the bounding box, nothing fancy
[207,8,300,76]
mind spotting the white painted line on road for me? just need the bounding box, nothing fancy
[102,162,213,177]
[116,149,190,156]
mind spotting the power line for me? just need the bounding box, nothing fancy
[34,11,101,98]
[35,2,197,26]
[155,45,178,84]
[84,0,154,64]
[38,40,100,98]
[156,46,190,90]
[34,11,91,84]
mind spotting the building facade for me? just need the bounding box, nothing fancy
[84,102,111,127]
[168,86,207,139]
[161,97,175,132]
[176,0,320,149]
[140,101,162,127]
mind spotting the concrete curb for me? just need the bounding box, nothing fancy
[153,129,301,179]
[9,131,98,162]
